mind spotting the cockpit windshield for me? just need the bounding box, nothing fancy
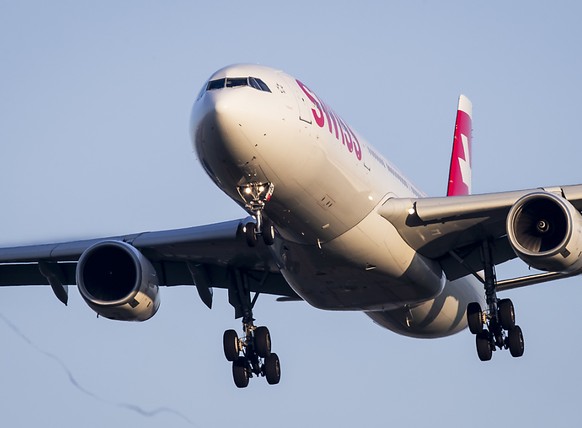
[206,77,271,93]
[207,78,226,90]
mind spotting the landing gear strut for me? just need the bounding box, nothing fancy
[222,268,281,388]
[466,241,525,361]
[238,182,275,247]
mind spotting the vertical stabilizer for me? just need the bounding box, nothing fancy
[447,95,473,196]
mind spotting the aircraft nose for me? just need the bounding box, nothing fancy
[190,88,263,169]
[190,89,247,141]
[189,91,224,149]
[189,82,298,184]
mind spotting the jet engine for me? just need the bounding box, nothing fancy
[76,241,160,321]
[506,192,582,273]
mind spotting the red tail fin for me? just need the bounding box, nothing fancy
[447,95,473,196]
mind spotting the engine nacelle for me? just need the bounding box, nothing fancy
[506,192,582,273]
[76,241,160,321]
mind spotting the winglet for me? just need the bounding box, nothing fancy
[447,95,473,196]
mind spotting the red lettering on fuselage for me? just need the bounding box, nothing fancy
[296,80,362,161]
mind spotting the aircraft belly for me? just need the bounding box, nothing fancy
[272,210,447,311]
[365,277,484,338]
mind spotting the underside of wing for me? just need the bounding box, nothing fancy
[379,184,582,281]
[0,218,299,309]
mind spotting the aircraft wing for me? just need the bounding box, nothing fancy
[0,218,298,303]
[379,184,582,281]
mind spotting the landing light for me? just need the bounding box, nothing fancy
[408,207,416,215]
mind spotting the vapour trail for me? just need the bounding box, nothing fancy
[0,313,196,426]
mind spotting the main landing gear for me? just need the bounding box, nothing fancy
[223,322,281,388]
[222,268,281,388]
[238,182,275,247]
[466,241,525,361]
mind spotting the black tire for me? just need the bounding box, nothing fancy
[262,220,275,246]
[223,329,239,362]
[467,302,483,335]
[255,326,271,358]
[264,353,281,385]
[476,330,493,361]
[245,222,257,247]
[232,358,249,388]
[507,325,525,358]
[498,298,516,330]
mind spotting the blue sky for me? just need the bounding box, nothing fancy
[1,1,581,427]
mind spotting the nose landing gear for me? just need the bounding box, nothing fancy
[238,183,275,247]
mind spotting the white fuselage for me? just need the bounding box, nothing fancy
[190,64,484,338]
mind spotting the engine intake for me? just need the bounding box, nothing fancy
[506,192,582,273]
[76,241,160,321]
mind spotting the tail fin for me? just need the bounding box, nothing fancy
[447,94,473,196]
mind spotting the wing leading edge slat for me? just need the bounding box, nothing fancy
[0,218,299,299]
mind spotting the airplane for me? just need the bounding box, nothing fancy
[1,63,581,388]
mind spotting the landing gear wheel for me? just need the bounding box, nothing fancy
[262,220,275,246]
[476,330,493,361]
[254,326,271,358]
[264,353,281,385]
[245,222,258,247]
[498,298,516,330]
[232,358,250,388]
[507,325,525,358]
[467,302,484,335]
[223,329,240,362]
